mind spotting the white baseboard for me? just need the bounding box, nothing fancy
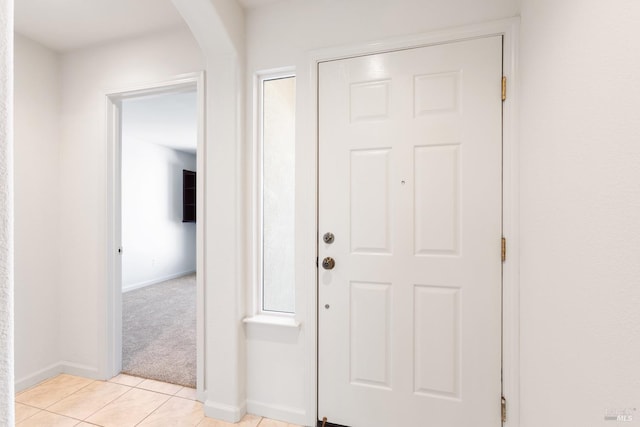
[15,362,63,392]
[203,399,247,423]
[246,400,308,426]
[60,361,100,380]
[122,270,196,293]
[15,361,101,392]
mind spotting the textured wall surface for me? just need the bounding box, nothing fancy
[13,34,61,390]
[520,1,640,426]
[0,1,15,425]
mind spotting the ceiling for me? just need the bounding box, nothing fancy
[14,0,282,149]
[122,90,198,154]
[14,0,280,52]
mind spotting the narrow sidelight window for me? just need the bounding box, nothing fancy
[260,74,296,313]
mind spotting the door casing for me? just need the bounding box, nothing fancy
[303,19,520,426]
[104,72,206,399]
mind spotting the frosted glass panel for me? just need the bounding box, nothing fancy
[262,76,296,313]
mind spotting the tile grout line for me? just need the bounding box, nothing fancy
[20,408,87,425]
[43,379,96,411]
[19,375,293,427]
[16,401,42,411]
[139,382,200,425]
[132,392,173,426]
[82,383,171,427]
[17,377,97,413]
[76,383,135,425]
[14,402,41,425]
[110,374,197,398]
[133,379,185,397]
[14,377,64,402]
[133,400,167,426]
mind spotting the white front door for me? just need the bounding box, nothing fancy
[318,36,503,427]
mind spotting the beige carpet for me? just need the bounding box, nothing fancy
[122,274,196,387]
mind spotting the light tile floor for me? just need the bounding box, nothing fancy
[15,374,302,427]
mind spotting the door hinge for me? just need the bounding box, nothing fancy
[501,395,507,423]
[501,237,506,262]
[501,76,507,101]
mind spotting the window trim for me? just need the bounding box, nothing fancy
[253,68,297,318]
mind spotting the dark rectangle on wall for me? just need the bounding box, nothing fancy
[183,169,196,222]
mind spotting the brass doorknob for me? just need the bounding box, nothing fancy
[322,257,335,270]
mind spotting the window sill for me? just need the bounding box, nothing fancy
[242,314,301,329]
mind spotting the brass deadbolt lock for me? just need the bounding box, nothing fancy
[323,232,335,244]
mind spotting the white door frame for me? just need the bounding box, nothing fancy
[303,18,520,426]
[105,72,206,396]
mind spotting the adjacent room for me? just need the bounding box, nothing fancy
[120,89,198,388]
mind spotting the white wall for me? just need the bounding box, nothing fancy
[13,35,61,389]
[247,0,518,69]
[121,136,196,291]
[519,1,640,426]
[172,0,248,421]
[245,1,519,424]
[57,28,203,376]
[7,1,640,426]
[0,0,14,423]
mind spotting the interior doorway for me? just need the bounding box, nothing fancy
[120,88,197,386]
[106,74,205,393]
